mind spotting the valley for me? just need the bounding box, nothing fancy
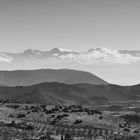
[0,69,139,140]
[0,99,139,140]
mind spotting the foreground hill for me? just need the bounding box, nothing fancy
[0,69,108,86]
[0,82,139,105]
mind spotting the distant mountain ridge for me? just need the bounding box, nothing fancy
[0,82,139,105]
[119,50,140,57]
[3,48,79,63]
[0,47,140,65]
[0,69,108,86]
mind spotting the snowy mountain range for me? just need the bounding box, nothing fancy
[1,47,140,64]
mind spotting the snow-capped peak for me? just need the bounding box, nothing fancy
[50,47,74,53]
[61,47,140,64]
[88,47,118,54]
[24,49,41,53]
[23,49,42,56]
[0,52,13,62]
[0,47,140,65]
[57,48,73,52]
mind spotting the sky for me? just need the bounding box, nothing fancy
[0,0,140,85]
[0,0,140,52]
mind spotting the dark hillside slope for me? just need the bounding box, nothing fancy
[0,82,139,105]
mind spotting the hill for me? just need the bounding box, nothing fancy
[0,69,108,86]
[0,82,139,105]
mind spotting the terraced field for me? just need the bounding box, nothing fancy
[0,101,140,139]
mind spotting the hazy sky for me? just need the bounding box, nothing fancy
[0,0,140,52]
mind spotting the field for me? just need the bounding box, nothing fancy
[0,100,140,140]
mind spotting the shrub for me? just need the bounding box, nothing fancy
[120,114,140,124]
